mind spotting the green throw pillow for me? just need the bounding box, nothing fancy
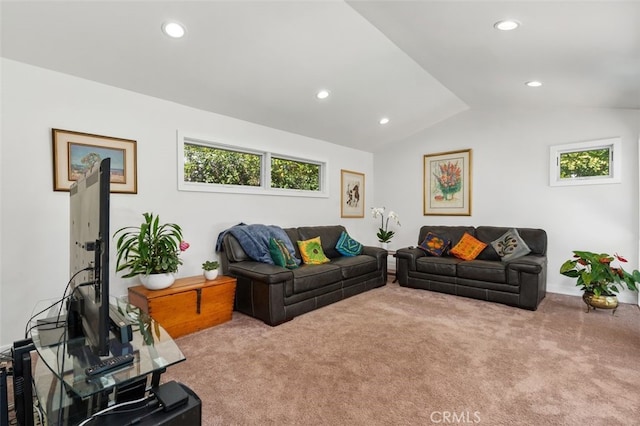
[297,236,330,265]
[335,231,363,257]
[269,238,299,269]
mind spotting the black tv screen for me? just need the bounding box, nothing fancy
[69,158,111,356]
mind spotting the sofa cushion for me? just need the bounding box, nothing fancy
[416,256,462,276]
[291,263,342,294]
[418,232,450,256]
[335,231,363,257]
[457,260,507,284]
[331,255,378,279]
[269,238,299,269]
[490,228,531,262]
[450,232,487,261]
[298,237,331,265]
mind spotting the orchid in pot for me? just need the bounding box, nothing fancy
[114,212,189,290]
[371,207,401,247]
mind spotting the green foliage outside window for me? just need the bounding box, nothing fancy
[559,148,610,179]
[183,143,321,191]
[271,157,320,190]
[184,143,261,186]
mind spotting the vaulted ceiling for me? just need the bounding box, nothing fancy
[2,1,639,152]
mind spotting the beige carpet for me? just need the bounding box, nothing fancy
[163,282,640,426]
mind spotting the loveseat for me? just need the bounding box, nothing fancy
[218,225,388,325]
[395,226,547,310]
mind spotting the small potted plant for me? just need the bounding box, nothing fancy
[560,250,640,314]
[371,207,401,249]
[202,260,220,280]
[114,212,189,290]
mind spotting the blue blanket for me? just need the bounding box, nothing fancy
[216,224,300,265]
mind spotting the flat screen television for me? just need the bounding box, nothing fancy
[68,157,111,356]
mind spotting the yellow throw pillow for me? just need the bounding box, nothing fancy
[297,236,330,265]
[450,232,487,261]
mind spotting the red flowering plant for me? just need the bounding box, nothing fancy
[114,212,189,278]
[560,251,640,297]
[434,161,461,201]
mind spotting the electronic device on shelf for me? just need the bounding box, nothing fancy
[68,157,112,356]
[85,353,135,378]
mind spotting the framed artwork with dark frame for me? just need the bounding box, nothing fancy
[340,169,365,218]
[423,149,472,216]
[52,128,138,193]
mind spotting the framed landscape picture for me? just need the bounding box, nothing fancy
[52,129,137,193]
[340,169,365,218]
[423,149,472,216]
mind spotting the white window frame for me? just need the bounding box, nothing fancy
[177,132,328,198]
[549,137,621,187]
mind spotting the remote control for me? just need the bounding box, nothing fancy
[85,353,134,378]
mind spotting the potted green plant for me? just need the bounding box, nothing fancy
[202,260,220,281]
[114,212,189,290]
[370,207,400,249]
[560,250,640,314]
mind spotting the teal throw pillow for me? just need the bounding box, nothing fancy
[490,229,531,262]
[269,238,299,269]
[335,231,363,257]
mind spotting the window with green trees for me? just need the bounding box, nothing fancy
[550,138,620,186]
[180,138,325,195]
[559,147,610,179]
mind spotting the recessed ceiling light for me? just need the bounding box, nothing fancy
[494,20,520,31]
[162,21,186,38]
[525,80,543,87]
[316,90,330,100]
[379,117,390,125]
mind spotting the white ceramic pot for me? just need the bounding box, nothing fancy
[140,273,175,290]
[380,242,389,250]
[204,269,219,281]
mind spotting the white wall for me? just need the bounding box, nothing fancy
[375,107,640,304]
[0,59,377,347]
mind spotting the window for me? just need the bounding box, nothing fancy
[549,137,621,186]
[178,134,327,197]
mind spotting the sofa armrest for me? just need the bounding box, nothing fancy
[395,247,425,271]
[228,261,293,284]
[361,246,389,270]
[506,255,546,274]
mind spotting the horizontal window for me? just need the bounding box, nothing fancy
[178,134,327,197]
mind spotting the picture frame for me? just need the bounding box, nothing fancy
[340,169,365,218]
[52,129,138,193]
[423,149,472,216]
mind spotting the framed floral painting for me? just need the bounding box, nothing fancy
[423,149,472,216]
[340,169,365,218]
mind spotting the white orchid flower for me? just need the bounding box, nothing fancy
[370,207,384,218]
[388,211,401,226]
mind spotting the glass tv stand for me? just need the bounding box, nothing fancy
[26,298,186,425]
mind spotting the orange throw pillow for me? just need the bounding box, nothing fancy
[450,232,487,261]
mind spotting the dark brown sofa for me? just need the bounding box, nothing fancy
[219,225,388,325]
[395,226,547,310]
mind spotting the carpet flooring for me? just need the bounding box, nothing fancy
[163,281,640,426]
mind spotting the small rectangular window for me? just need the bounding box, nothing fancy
[184,142,262,187]
[271,156,321,191]
[550,137,621,186]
